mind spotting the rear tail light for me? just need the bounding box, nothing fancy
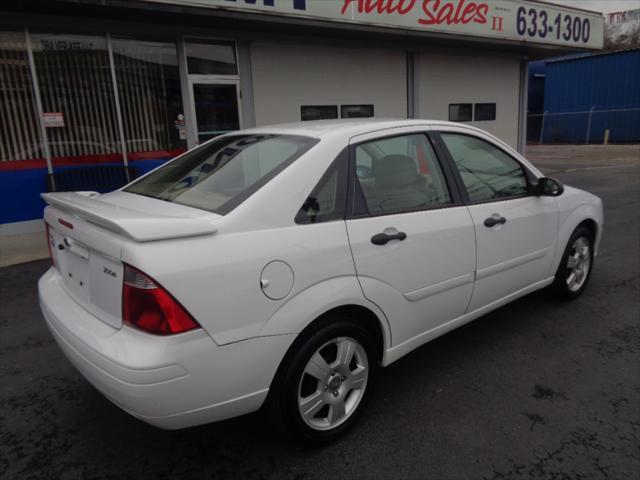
[45,223,55,268]
[122,265,201,335]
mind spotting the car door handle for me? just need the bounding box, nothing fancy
[371,231,407,245]
[484,215,507,227]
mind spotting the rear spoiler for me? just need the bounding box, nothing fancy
[42,192,218,242]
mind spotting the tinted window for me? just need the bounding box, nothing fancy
[301,105,338,121]
[449,104,472,122]
[475,103,496,121]
[441,133,529,202]
[354,134,451,216]
[295,154,346,224]
[125,134,317,214]
[186,40,237,75]
[341,105,374,118]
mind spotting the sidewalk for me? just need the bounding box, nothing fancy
[0,231,48,268]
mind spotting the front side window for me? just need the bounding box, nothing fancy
[125,134,317,214]
[441,133,529,202]
[353,134,451,216]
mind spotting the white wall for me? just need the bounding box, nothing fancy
[250,42,407,126]
[416,52,521,148]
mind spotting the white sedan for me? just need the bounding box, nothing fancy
[39,119,603,442]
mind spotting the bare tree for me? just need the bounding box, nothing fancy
[603,10,640,51]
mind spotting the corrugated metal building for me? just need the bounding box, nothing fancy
[531,48,640,143]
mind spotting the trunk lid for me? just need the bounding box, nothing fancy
[43,191,220,329]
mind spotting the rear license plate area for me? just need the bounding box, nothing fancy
[50,228,90,302]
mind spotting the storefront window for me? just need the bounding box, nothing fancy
[111,36,186,159]
[0,31,40,162]
[30,32,122,165]
[186,40,237,75]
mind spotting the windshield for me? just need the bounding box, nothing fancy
[125,134,318,214]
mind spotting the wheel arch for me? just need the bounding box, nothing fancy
[259,276,390,355]
[551,203,603,275]
[577,218,598,240]
[265,302,387,403]
[300,304,386,362]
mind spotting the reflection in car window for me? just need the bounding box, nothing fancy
[354,134,451,216]
[441,133,529,202]
[125,134,317,214]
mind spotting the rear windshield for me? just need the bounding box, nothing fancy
[125,134,318,214]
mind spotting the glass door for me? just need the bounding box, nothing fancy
[189,79,241,145]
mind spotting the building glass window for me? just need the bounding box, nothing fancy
[111,36,187,158]
[192,83,241,143]
[341,104,374,118]
[449,103,473,122]
[0,31,41,161]
[475,103,496,121]
[30,32,121,165]
[301,105,338,121]
[186,40,238,75]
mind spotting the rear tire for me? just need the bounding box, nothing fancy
[550,226,595,300]
[267,316,378,443]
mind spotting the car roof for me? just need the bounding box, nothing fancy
[237,118,469,139]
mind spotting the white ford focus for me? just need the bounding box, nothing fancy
[39,119,603,441]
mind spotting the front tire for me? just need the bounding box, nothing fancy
[550,226,595,300]
[267,316,378,443]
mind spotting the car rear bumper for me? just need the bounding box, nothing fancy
[38,268,295,429]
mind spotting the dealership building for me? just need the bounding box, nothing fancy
[0,0,603,234]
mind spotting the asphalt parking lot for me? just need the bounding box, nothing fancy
[1,145,638,480]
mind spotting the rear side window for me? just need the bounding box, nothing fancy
[125,134,317,214]
[295,150,347,224]
[441,133,529,202]
[353,134,452,216]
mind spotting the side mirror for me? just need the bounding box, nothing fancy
[535,177,564,197]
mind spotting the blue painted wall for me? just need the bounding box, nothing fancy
[0,159,167,224]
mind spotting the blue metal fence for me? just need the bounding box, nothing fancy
[531,107,640,144]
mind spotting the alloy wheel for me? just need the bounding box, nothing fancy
[297,336,369,431]
[566,236,592,292]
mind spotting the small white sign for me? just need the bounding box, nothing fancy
[43,112,64,128]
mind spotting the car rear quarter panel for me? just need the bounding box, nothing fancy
[121,219,360,346]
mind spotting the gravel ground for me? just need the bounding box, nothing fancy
[1,145,639,480]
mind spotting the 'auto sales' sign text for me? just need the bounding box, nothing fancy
[144,0,604,49]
